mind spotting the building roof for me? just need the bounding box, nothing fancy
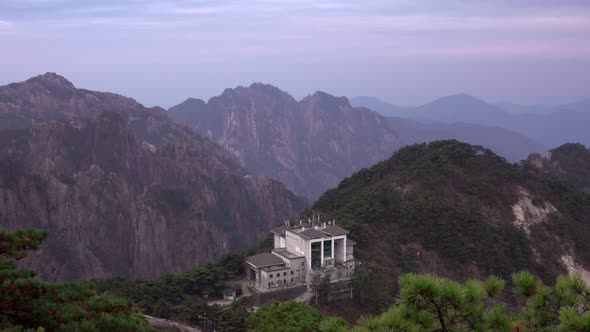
[272,248,304,260]
[346,239,356,246]
[322,225,350,236]
[245,252,284,268]
[271,225,287,236]
[272,222,315,236]
[298,228,327,239]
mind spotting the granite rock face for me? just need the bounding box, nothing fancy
[169,84,400,201]
[0,74,305,281]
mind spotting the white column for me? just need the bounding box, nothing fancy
[331,238,334,258]
[320,240,324,268]
[308,241,312,270]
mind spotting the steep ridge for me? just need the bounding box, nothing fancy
[311,140,590,295]
[0,75,306,281]
[169,84,400,201]
[0,72,242,173]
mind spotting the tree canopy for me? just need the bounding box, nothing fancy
[247,300,347,332]
[352,272,590,332]
[0,226,154,331]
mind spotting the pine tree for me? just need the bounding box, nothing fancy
[0,226,154,331]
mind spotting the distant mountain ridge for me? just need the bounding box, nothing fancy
[388,117,547,162]
[0,74,305,281]
[352,94,590,148]
[169,84,400,201]
[349,96,411,117]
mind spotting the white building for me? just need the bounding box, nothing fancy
[245,219,356,292]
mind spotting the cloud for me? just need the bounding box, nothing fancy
[0,20,13,32]
[410,42,590,58]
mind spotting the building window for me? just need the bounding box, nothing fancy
[269,274,273,278]
[283,272,287,276]
[291,278,294,282]
[301,262,304,266]
[268,283,271,287]
[291,271,294,275]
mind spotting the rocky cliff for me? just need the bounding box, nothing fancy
[0,74,306,281]
[169,84,400,201]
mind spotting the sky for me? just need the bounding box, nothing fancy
[1,0,590,108]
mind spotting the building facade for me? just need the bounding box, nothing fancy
[245,219,356,292]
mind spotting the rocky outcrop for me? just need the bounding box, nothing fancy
[512,187,558,235]
[169,84,400,201]
[525,143,590,192]
[0,75,306,281]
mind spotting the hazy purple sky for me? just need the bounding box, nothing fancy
[1,0,589,107]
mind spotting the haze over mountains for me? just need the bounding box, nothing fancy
[351,94,590,149]
[169,84,564,201]
[1,73,589,285]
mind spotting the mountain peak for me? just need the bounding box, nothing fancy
[436,93,487,105]
[27,72,75,89]
[218,83,292,101]
[248,82,281,92]
[417,93,507,117]
[308,90,350,106]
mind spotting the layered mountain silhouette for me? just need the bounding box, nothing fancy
[387,117,547,162]
[352,94,590,149]
[0,74,305,281]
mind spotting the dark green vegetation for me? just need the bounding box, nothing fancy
[250,272,590,332]
[0,227,153,331]
[312,140,590,310]
[354,272,590,331]
[247,300,347,332]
